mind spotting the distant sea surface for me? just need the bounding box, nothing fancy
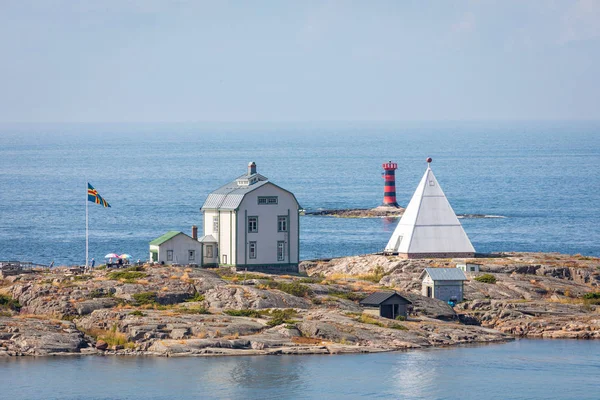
[1,339,600,400]
[1,121,599,265]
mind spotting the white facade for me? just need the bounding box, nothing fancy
[457,263,480,273]
[385,162,475,258]
[201,162,300,272]
[149,232,203,266]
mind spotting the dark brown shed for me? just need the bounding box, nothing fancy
[359,292,412,319]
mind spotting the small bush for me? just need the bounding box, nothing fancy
[186,292,205,302]
[356,314,384,327]
[474,274,497,284]
[132,292,157,305]
[389,323,408,330]
[298,276,324,284]
[129,310,145,317]
[0,294,21,311]
[223,309,262,318]
[265,309,298,327]
[311,297,322,305]
[395,315,406,321]
[108,271,147,282]
[583,292,600,300]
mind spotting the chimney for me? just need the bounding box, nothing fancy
[191,225,198,240]
[248,161,257,176]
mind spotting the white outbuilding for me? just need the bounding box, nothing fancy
[200,162,300,273]
[149,230,203,265]
[384,159,475,258]
[420,268,468,303]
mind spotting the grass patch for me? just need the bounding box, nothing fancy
[356,265,386,283]
[298,276,324,284]
[582,292,600,305]
[176,306,210,315]
[267,281,311,297]
[72,274,92,281]
[474,274,497,284]
[107,270,147,283]
[329,290,366,302]
[85,325,136,349]
[89,289,114,299]
[129,310,145,316]
[356,314,384,327]
[389,322,408,330]
[223,309,263,318]
[132,292,157,306]
[0,294,21,312]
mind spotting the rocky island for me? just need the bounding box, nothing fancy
[1,252,599,357]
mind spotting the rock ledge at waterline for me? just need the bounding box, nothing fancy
[1,252,599,357]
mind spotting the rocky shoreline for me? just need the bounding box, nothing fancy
[1,252,599,357]
[304,206,503,219]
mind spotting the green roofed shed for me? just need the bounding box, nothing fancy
[149,231,183,246]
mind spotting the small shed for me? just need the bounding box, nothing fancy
[359,292,412,319]
[456,263,480,273]
[149,231,202,265]
[198,234,218,266]
[420,268,467,302]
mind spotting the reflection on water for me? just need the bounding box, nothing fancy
[1,340,600,400]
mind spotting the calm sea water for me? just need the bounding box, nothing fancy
[0,121,599,264]
[1,339,599,399]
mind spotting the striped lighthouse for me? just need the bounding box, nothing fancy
[382,161,399,207]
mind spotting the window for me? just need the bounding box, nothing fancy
[429,180,435,186]
[277,241,285,261]
[249,241,257,259]
[258,196,278,205]
[278,216,288,232]
[248,216,258,233]
[205,245,213,258]
[222,255,227,264]
[167,250,173,261]
[213,216,219,233]
[188,250,195,261]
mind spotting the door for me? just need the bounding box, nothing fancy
[427,286,432,298]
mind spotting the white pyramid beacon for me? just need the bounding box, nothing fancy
[384,158,475,258]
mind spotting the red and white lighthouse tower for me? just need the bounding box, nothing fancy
[382,161,399,207]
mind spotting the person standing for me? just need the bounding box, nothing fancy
[91,258,95,268]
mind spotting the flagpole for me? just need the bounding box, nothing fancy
[86,181,89,268]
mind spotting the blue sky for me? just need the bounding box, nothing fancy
[1,0,599,122]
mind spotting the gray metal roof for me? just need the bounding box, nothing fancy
[422,268,467,281]
[201,173,269,211]
[198,234,217,243]
[360,291,412,306]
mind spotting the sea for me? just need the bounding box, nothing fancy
[1,121,599,265]
[1,122,600,399]
[1,339,600,400]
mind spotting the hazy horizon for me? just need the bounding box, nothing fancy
[1,1,599,123]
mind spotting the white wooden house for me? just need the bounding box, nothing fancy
[200,162,300,273]
[149,231,203,265]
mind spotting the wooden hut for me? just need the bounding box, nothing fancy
[359,292,412,319]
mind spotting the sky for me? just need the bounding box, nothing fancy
[1,0,599,123]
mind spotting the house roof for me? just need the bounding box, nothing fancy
[201,168,300,211]
[198,234,217,243]
[421,268,467,281]
[385,164,475,255]
[359,291,412,306]
[149,231,198,246]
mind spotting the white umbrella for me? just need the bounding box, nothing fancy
[104,253,120,258]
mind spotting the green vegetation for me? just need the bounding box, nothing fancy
[329,290,366,302]
[176,306,210,315]
[298,275,324,284]
[132,292,158,305]
[0,294,21,312]
[358,265,387,283]
[89,289,114,299]
[129,310,145,317]
[582,292,600,305]
[223,309,262,318]
[389,323,408,330]
[474,274,497,284]
[186,292,205,302]
[395,315,406,321]
[265,309,298,327]
[86,325,135,349]
[267,281,311,297]
[356,314,384,327]
[107,270,147,283]
[72,274,92,281]
[214,268,268,282]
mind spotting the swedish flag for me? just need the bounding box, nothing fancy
[87,183,111,208]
